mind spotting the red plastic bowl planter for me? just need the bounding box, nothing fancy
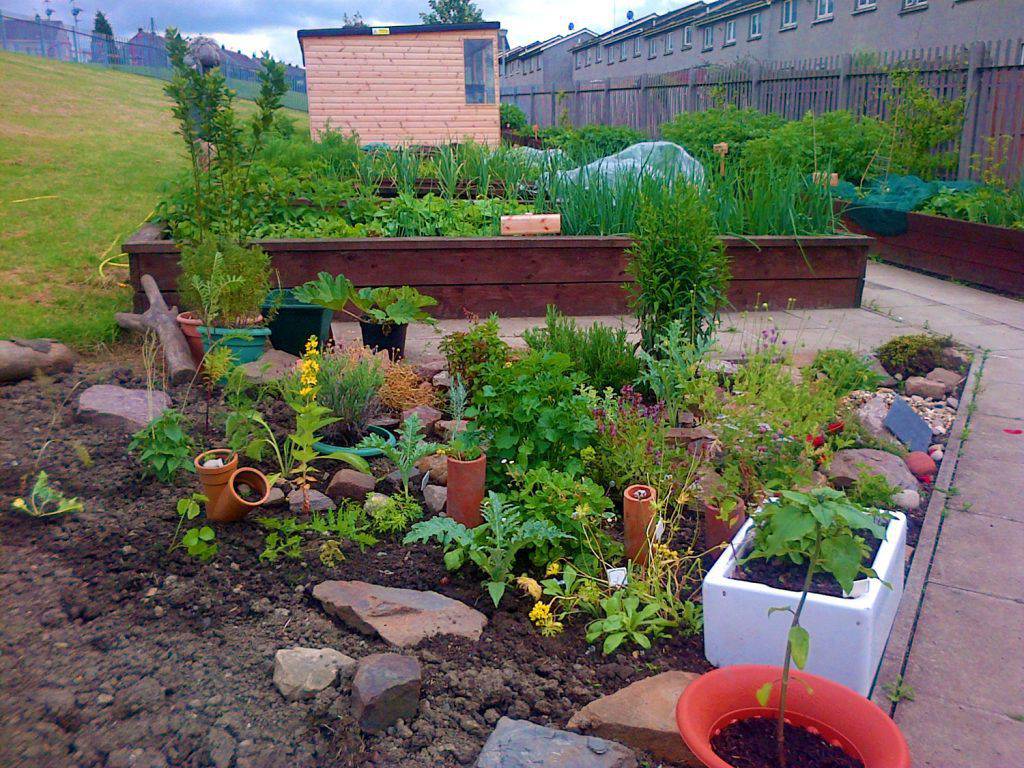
[676,665,910,768]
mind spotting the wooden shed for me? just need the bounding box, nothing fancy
[298,22,502,147]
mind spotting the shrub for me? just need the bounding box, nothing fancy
[540,124,647,164]
[660,106,784,160]
[316,345,385,446]
[439,314,509,394]
[178,236,271,325]
[876,333,950,378]
[522,307,641,392]
[627,183,729,351]
[808,349,884,396]
[887,69,964,180]
[129,409,195,483]
[500,103,529,132]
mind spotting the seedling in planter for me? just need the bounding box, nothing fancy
[12,471,83,518]
[170,493,217,561]
[744,488,891,768]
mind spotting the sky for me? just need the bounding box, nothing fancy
[5,1,703,67]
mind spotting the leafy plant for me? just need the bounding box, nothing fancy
[316,345,385,445]
[12,472,83,518]
[539,124,646,165]
[876,333,950,378]
[358,413,433,496]
[585,591,675,654]
[179,238,270,327]
[129,409,195,483]
[404,492,566,606]
[920,183,1024,229]
[293,272,438,331]
[500,102,529,132]
[367,491,423,535]
[438,314,509,394]
[447,375,484,462]
[808,349,884,396]
[886,69,964,180]
[661,106,784,161]
[169,494,216,561]
[256,516,307,562]
[847,471,898,510]
[310,502,378,550]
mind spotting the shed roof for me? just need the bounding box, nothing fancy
[298,22,500,43]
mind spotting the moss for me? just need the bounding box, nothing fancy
[875,334,951,378]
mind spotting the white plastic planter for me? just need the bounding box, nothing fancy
[702,511,906,696]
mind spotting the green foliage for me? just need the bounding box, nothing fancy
[12,471,83,518]
[887,69,964,180]
[660,106,784,160]
[439,314,509,394]
[404,492,566,606]
[257,516,307,562]
[178,237,270,325]
[627,183,729,352]
[522,306,641,392]
[373,194,529,237]
[500,102,529,132]
[293,272,439,329]
[310,503,378,550]
[129,409,195,483]
[255,503,378,562]
[471,350,596,483]
[367,491,423,535]
[920,184,1024,229]
[539,125,646,164]
[92,11,114,36]
[170,494,216,561]
[536,168,676,236]
[358,413,433,496]
[316,347,385,445]
[636,322,714,426]
[585,592,675,654]
[808,349,884,396]
[847,471,898,510]
[447,376,484,461]
[420,0,483,24]
[876,333,949,378]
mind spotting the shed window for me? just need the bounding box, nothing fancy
[464,39,495,103]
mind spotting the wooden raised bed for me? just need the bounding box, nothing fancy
[124,225,871,317]
[842,210,1024,295]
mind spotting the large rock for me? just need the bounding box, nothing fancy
[856,395,897,443]
[904,376,946,400]
[828,448,919,492]
[423,485,447,514]
[326,468,376,503]
[351,653,421,732]
[313,580,487,647]
[287,488,335,513]
[413,359,446,381]
[925,367,964,394]
[416,453,448,486]
[476,718,637,768]
[273,647,356,701]
[403,404,443,435]
[0,338,76,383]
[77,385,171,433]
[567,671,700,766]
[240,349,298,383]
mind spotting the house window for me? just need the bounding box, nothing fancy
[816,0,835,19]
[902,0,927,8]
[683,26,693,47]
[634,37,641,57]
[595,45,602,62]
[725,20,736,44]
[781,0,797,28]
[607,46,614,65]
[620,41,627,61]
[665,33,674,53]
[749,13,762,38]
[586,49,592,65]
[575,52,583,69]
[464,39,495,104]
[855,0,876,9]
[703,26,714,51]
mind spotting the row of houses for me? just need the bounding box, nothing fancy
[500,0,1022,91]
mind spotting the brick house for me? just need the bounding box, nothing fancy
[501,29,596,90]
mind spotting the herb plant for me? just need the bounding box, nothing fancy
[316,345,385,445]
[129,409,195,483]
[12,472,83,518]
[808,349,884,395]
[367,492,424,535]
[358,412,433,496]
[438,314,509,394]
[447,375,484,462]
[585,591,675,654]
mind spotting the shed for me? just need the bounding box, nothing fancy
[298,22,502,147]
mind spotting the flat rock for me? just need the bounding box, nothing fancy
[351,653,421,732]
[287,489,335,513]
[926,367,964,393]
[77,385,171,433]
[893,489,921,512]
[273,647,356,701]
[403,404,443,435]
[413,358,446,380]
[435,418,468,441]
[313,580,487,647]
[326,468,376,503]
[416,453,448,485]
[0,338,76,383]
[476,718,637,768]
[884,397,935,452]
[265,487,286,508]
[432,371,451,389]
[828,448,919,492]
[856,395,897,443]
[567,671,700,766]
[423,485,448,514]
[240,349,299,383]
[904,376,946,400]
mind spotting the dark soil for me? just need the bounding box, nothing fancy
[711,716,863,768]
[0,360,709,768]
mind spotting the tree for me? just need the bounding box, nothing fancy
[91,10,120,65]
[420,0,483,24]
[342,12,367,28]
[92,11,113,37]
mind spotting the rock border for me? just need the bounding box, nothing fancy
[869,352,984,711]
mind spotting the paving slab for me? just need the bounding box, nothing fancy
[893,694,1024,767]
[972,380,1024,420]
[929,512,1024,598]
[982,354,1024,384]
[947,452,1024,523]
[957,412,1024,461]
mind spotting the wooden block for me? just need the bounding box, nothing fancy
[500,214,562,236]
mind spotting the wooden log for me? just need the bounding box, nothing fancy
[500,214,562,236]
[115,274,196,385]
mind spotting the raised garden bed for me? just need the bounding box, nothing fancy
[125,225,872,317]
[842,210,1024,295]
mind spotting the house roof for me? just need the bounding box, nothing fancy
[644,1,712,35]
[3,17,69,43]
[696,0,771,27]
[572,14,658,52]
[502,30,596,62]
[298,21,501,43]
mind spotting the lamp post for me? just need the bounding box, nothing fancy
[70,2,82,62]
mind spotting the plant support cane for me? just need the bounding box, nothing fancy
[623,484,656,567]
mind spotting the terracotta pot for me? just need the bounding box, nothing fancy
[176,311,206,368]
[703,497,747,552]
[675,665,910,768]
[214,466,271,522]
[623,484,657,566]
[446,454,486,528]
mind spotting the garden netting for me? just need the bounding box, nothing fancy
[834,174,980,236]
[554,141,705,187]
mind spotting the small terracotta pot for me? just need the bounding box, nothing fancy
[215,466,271,522]
[446,454,486,528]
[703,497,747,552]
[623,484,657,566]
[675,665,910,768]
[177,311,206,368]
[195,449,238,516]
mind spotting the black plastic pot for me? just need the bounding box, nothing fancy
[360,319,407,360]
[262,289,332,356]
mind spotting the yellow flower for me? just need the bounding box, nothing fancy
[545,562,561,577]
[538,619,563,637]
[516,575,542,601]
[12,498,27,511]
[528,601,552,624]
[652,543,681,565]
[304,336,319,354]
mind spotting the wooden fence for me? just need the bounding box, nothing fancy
[502,39,1024,182]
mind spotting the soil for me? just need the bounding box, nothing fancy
[0,360,710,768]
[711,716,863,768]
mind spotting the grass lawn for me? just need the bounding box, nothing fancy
[0,51,308,349]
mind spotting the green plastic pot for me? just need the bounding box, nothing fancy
[263,289,333,356]
[198,325,270,365]
[314,425,396,459]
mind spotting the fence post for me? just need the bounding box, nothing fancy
[957,41,987,180]
[750,62,763,110]
[530,85,537,125]
[837,53,852,111]
[604,79,612,125]
[0,13,7,52]
[686,68,699,113]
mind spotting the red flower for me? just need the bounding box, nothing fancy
[806,433,825,448]
[827,420,845,435]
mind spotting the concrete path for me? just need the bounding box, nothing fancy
[336,261,1024,763]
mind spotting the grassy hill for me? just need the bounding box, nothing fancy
[0,51,308,347]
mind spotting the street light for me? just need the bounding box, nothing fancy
[70,2,82,62]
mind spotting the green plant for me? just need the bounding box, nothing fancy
[539,124,646,164]
[660,106,784,161]
[446,375,484,461]
[585,591,675,654]
[169,493,216,561]
[523,306,641,392]
[12,471,83,518]
[471,350,596,483]
[179,238,270,326]
[367,491,423,535]
[886,69,964,180]
[882,674,916,704]
[405,492,566,606]
[920,184,1024,229]
[876,333,950,378]
[438,314,509,394]
[635,321,715,426]
[129,409,195,483]
[293,272,438,331]
[627,183,729,352]
[847,471,898,510]
[316,345,385,445]
[310,502,378,550]
[808,349,884,396]
[358,413,433,496]
[256,516,307,562]
[500,102,529,132]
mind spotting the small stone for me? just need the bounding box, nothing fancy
[240,349,299,383]
[402,405,443,435]
[364,492,390,515]
[326,468,376,503]
[97,693,114,706]
[352,653,422,733]
[925,367,964,394]
[273,647,357,701]
[905,451,938,479]
[287,488,334,513]
[930,448,944,462]
[423,485,447,515]
[476,718,637,768]
[77,385,171,433]
[413,359,446,380]
[265,487,286,507]
[904,376,946,400]
[432,371,451,389]
[940,347,971,371]
[106,749,168,768]
[384,467,422,490]
[947,396,960,409]
[416,454,448,486]
[893,489,921,512]
[435,419,468,442]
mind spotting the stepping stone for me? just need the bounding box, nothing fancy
[240,349,299,383]
[313,580,487,647]
[273,647,356,701]
[475,718,637,768]
[0,338,76,383]
[567,671,700,766]
[352,653,421,733]
[828,448,919,492]
[326,468,376,503]
[884,398,934,452]
[77,385,170,433]
[423,485,447,514]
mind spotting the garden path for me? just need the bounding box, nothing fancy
[334,261,1024,765]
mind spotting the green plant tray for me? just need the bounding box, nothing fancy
[314,425,396,459]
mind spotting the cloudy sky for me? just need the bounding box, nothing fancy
[7,1,701,66]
